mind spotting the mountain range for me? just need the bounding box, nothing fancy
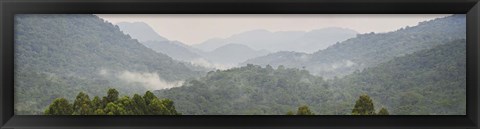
[116,22,270,69]
[193,28,358,53]
[243,14,466,79]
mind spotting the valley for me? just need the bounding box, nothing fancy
[14,14,466,115]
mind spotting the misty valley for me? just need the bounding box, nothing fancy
[14,14,466,115]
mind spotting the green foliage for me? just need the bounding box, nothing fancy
[94,109,106,115]
[143,91,158,105]
[104,102,126,115]
[285,105,315,115]
[350,94,389,115]
[334,39,466,115]
[14,14,204,114]
[44,98,73,115]
[296,105,315,115]
[44,89,180,115]
[352,94,375,115]
[107,89,119,103]
[156,39,465,115]
[91,96,103,111]
[72,92,93,115]
[377,108,389,115]
[17,14,466,115]
[286,111,295,115]
[131,94,148,115]
[156,65,329,115]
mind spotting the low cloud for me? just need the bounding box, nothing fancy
[189,58,235,70]
[117,71,184,90]
[331,60,356,69]
[98,68,184,90]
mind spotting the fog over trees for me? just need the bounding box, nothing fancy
[15,14,465,115]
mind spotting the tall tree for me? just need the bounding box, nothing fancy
[132,94,147,115]
[44,89,181,115]
[117,96,135,115]
[104,102,126,115]
[377,107,390,115]
[143,91,158,105]
[44,98,73,115]
[160,99,180,115]
[73,92,93,115]
[286,110,295,115]
[106,88,119,103]
[352,94,376,115]
[148,99,169,115]
[94,109,106,115]
[296,105,315,115]
[91,96,103,111]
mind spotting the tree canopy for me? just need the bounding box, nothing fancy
[44,88,180,115]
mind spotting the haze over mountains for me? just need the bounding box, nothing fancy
[156,39,466,115]
[118,22,270,69]
[117,22,269,69]
[15,14,466,115]
[151,14,466,115]
[193,27,358,53]
[244,14,466,78]
[116,22,359,69]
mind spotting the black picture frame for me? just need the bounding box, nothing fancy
[1,0,479,128]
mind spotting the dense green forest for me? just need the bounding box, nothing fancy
[330,39,466,115]
[14,14,205,114]
[155,39,465,115]
[46,89,387,115]
[155,64,335,115]
[45,89,179,115]
[15,14,466,115]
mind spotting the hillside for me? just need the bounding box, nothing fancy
[155,65,332,115]
[193,27,358,53]
[330,39,466,115]
[155,39,465,115]
[14,14,204,114]
[243,14,466,79]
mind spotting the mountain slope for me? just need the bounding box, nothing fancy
[116,22,168,42]
[155,64,331,115]
[14,14,203,114]
[193,27,358,53]
[331,39,466,115]
[155,39,466,115]
[243,14,466,78]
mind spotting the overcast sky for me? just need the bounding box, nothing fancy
[96,14,451,45]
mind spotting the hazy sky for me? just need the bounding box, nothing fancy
[96,14,450,45]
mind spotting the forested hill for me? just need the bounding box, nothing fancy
[243,14,466,79]
[155,65,334,115]
[155,39,465,115]
[331,39,466,115]
[14,14,204,114]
